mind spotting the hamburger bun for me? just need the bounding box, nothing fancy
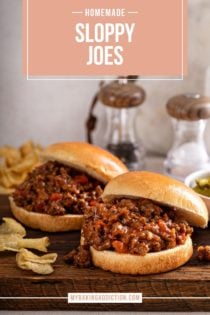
[102,171,208,228]
[10,142,128,232]
[9,196,82,232]
[91,236,193,275]
[41,142,128,183]
[89,171,208,274]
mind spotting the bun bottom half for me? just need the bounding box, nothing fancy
[90,236,193,275]
[9,197,83,232]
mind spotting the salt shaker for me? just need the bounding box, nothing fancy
[164,93,210,181]
[99,78,146,170]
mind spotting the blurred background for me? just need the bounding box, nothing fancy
[0,0,210,156]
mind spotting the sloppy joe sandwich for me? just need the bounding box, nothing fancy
[9,142,128,232]
[65,171,208,274]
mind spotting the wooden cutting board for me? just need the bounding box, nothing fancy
[0,195,210,312]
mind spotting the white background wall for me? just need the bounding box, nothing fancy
[0,0,210,155]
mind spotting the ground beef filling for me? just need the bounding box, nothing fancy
[12,161,104,216]
[197,246,210,261]
[65,198,193,267]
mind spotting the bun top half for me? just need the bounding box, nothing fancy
[41,142,128,183]
[102,171,208,228]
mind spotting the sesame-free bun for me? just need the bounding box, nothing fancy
[91,236,193,275]
[9,197,83,232]
[102,171,208,228]
[10,142,127,232]
[87,171,206,274]
[41,142,128,184]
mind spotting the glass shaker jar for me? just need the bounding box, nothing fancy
[164,93,210,181]
[98,78,146,170]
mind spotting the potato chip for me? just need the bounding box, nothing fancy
[17,248,57,264]
[18,237,50,252]
[0,217,49,252]
[0,147,21,167]
[0,168,11,187]
[20,261,54,275]
[0,217,26,236]
[20,141,34,157]
[10,155,37,173]
[0,169,26,188]
[6,155,21,168]
[0,217,56,276]
[0,147,10,157]
[16,249,57,275]
[0,234,22,251]
[0,235,50,252]
[0,141,43,192]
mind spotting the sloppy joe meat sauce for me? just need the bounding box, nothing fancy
[65,198,193,267]
[197,246,210,261]
[12,161,104,216]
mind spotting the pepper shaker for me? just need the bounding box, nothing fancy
[99,78,146,170]
[164,93,210,180]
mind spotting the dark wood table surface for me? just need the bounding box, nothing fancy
[1,195,210,312]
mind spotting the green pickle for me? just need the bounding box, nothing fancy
[193,177,210,197]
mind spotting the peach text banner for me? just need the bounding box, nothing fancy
[22,0,188,77]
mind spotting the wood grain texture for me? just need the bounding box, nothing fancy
[166,94,210,121]
[0,195,210,311]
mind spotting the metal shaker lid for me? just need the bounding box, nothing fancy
[166,93,210,121]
